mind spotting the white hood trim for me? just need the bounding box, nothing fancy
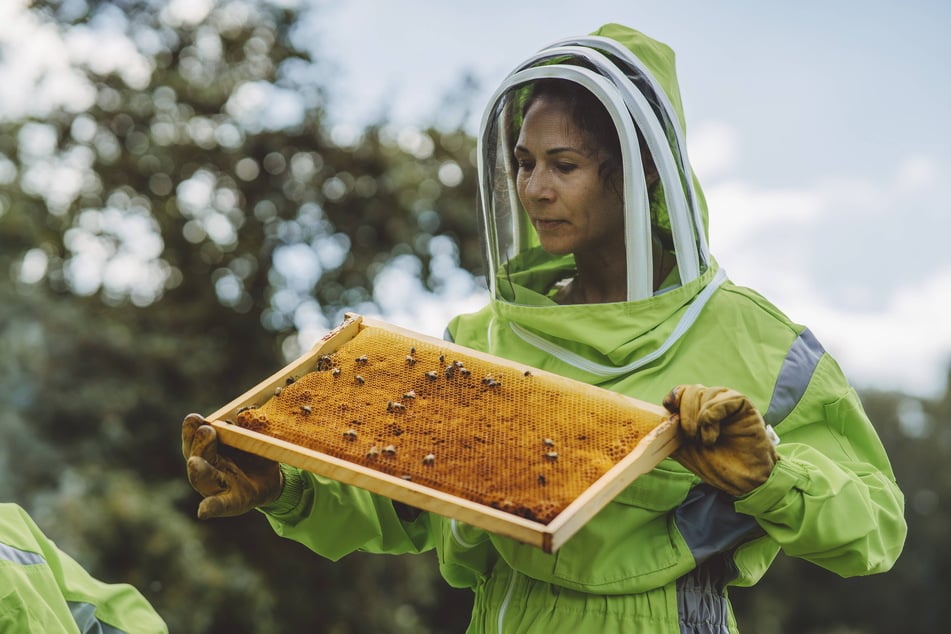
[509,267,727,377]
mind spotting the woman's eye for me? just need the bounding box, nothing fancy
[516,159,534,171]
[556,163,577,174]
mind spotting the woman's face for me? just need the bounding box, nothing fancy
[514,96,625,259]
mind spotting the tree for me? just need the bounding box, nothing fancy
[2,0,477,630]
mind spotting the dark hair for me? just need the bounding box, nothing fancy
[519,78,622,183]
[515,76,659,192]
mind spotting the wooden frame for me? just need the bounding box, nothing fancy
[207,314,680,553]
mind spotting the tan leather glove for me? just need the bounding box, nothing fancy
[663,385,779,497]
[182,413,283,519]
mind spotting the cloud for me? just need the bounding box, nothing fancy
[895,155,940,193]
[777,266,951,398]
[697,121,951,397]
[688,121,739,182]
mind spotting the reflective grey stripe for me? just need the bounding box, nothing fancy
[0,541,45,565]
[676,560,732,634]
[763,328,826,427]
[1,543,126,634]
[675,332,823,569]
[70,601,126,634]
[674,331,826,632]
[674,484,763,565]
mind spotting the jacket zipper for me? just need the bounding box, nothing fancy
[449,520,515,632]
[496,569,518,633]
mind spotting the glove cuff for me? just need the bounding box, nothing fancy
[259,463,303,516]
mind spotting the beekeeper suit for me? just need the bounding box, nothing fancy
[183,23,906,633]
[0,503,167,633]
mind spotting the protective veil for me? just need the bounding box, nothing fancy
[478,23,709,304]
[454,24,731,387]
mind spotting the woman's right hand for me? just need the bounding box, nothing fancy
[182,413,283,519]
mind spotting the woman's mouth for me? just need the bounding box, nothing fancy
[533,218,566,231]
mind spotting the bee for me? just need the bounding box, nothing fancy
[355,375,365,385]
[422,453,436,466]
[401,474,413,481]
[403,390,417,399]
[355,355,369,364]
[301,405,312,414]
[537,474,547,486]
[366,445,380,458]
[410,347,416,355]
[460,368,471,377]
[484,378,500,388]
[285,376,296,385]
[316,355,333,371]
[332,367,341,377]
[342,428,358,441]
[387,400,405,413]
[543,438,556,447]
[405,355,417,365]
[524,370,532,377]
[274,386,283,397]
[453,360,464,368]
[481,375,493,385]
[544,451,558,461]
[444,364,456,378]
[382,444,397,456]
[439,354,445,363]
[425,370,438,381]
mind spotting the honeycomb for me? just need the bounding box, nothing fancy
[235,326,664,524]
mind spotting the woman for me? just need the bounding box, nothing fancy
[183,23,906,632]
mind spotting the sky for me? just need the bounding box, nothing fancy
[303,0,951,399]
[2,0,950,399]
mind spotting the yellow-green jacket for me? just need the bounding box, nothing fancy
[0,503,167,634]
[263,262,905,631]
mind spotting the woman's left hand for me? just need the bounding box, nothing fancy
[663,384,779,496]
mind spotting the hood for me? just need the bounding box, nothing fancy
[459,23,723,378]
[477,23,711,305]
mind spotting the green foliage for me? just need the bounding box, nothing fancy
[2,0,475,631]
[1,1,946,632]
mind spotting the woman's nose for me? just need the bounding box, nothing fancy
[523,168,553,201]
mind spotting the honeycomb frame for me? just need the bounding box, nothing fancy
[207,314,679,553]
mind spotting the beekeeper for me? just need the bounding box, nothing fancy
[183,23,906,633]
[0,503,167,633]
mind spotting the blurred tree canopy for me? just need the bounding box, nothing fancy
[0,1,947,632]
